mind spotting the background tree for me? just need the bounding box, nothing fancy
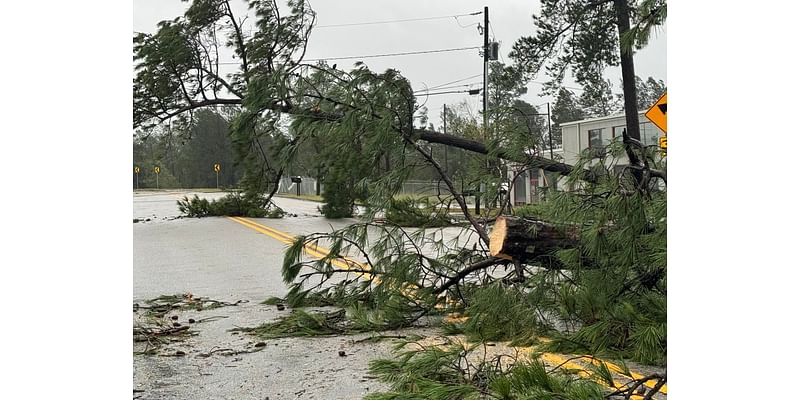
[550,88,584,149]
[178,109,241,188]
[578,72,620,117]
[624,75,666,110]
[133,129,183,188]
[133,109,243,189]
[134,0,610,215]
[510,0,667,143]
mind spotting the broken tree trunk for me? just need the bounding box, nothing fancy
[489,216,580,263]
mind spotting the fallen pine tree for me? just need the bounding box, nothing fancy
[133,1,667,396]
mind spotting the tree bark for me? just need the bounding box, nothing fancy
[489,216,579,262]
[415,130,601,182]
[614,0,641,141]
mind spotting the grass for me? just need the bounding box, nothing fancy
[274,193,324,202]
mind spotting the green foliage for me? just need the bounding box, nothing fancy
[457,283,551,346]
[278,222,485,329]
[135,293,245,318]
[512,203,549,219]
[578,74,620,118]
[133,109,243,189]
[511,0,620,93]
[631,75,667,110]
[289,64,418,218]
[385,198,452,228]
[510,0,665,93]
[532,140,667,365]
[490,360,606,400]
[621,0,667,51]
[365,339,607,400]
[232,309,348,338]
[365,341,480,400]
[176,193,285,218]
[235,298,422,339]
[277,140,667,367]
[319,164,363,218]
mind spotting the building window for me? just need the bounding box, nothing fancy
[612,125,626,139]
[640,122,660,146]
[588,129,603,149]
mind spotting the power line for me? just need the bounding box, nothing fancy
[315,11,481,28]
[414,82,481,93]
[304,46,481,62]
[453,15,480,29]
[419,73,483,92]
[414,89,478,97]
[212,46,480,65]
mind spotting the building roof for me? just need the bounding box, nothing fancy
[559,110,648,127]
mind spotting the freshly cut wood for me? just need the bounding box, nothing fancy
[489,216,579,262]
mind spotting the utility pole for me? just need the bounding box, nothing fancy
[483,6,488,133]
[443,104,448,172]
[477,5,489,216]
[547,102,554,160]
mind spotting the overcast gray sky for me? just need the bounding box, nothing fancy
[133,0,666,129]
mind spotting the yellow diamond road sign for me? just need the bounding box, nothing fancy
[645,92,667,134]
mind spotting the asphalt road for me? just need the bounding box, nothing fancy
[132,190,665,400]
[133,191,398,400]
[134,191,482,302]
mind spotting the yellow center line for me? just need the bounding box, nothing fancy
[534,337,667,395]
[538,337,667,394]
[585,357,668,394]
[227,216,369,274]
[227,216,665,396]
[537,352,645,399]
[228,217,422,297]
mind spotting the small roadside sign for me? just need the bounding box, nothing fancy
[134,166,140,174]
[154,166,161,174]
[214,163,221,172]
[659,136,666,150]
[645,92,667,134]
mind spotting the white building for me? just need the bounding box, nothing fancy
[560,110,661,166]
[507,146,563,205]
[508,111,664,205]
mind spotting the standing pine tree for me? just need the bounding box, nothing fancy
[510,0,666,142]
[550,88,585,149]
[578,71,621,118]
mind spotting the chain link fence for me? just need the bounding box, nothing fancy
[275,178,495,206]
[277,176,320,196]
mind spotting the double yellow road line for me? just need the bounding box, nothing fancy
[227,216,666,397]
[227,216,365,272]
[538,351,667,397]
